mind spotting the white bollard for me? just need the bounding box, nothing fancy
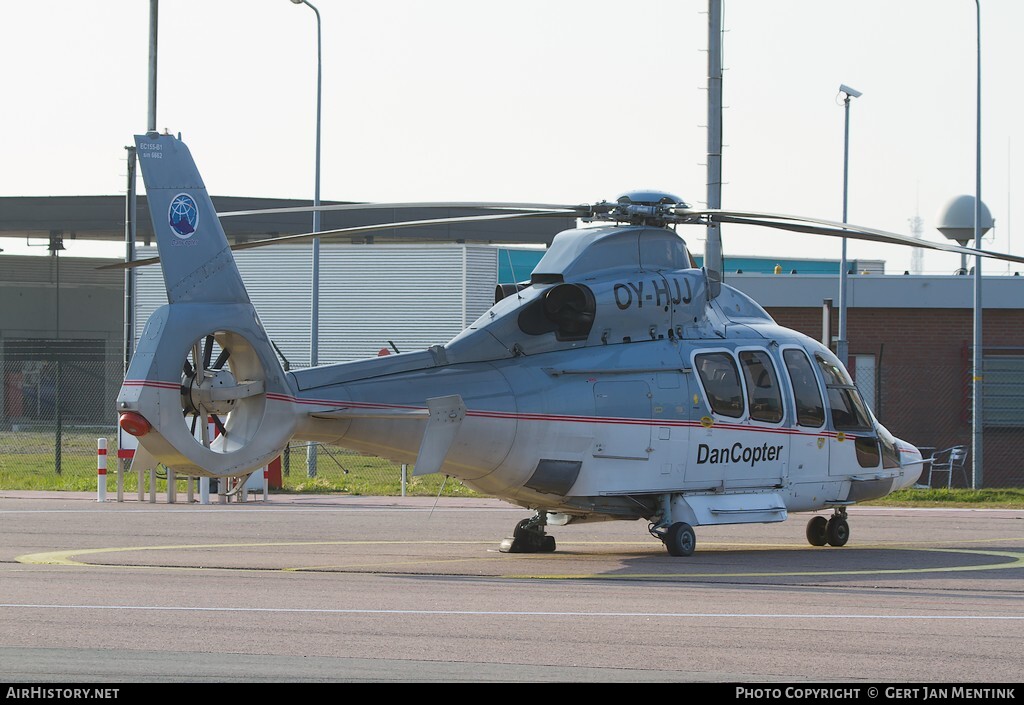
[149,469,156,503]
[263,467,269,502]
[199,476,210,505]
[96,439,107,503]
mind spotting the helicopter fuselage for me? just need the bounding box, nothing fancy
[281,226,922,527]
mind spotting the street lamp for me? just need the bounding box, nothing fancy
[836,83,862,369]
[290,0,323,477]
[971,0,983,489]
[939,3,985,489]
[49,232,65,475]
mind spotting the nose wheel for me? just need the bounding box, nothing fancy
[806,507,850,547]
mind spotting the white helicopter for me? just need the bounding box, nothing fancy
[115,132,1024,557]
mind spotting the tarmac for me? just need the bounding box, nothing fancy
[1,490,1022,682]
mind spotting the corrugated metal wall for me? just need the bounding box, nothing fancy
[134,244,499,366]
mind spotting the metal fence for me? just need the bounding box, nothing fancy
[866,351,1024,488]
[2,340,1021,491]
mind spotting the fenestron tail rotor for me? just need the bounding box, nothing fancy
[179,332,264,452]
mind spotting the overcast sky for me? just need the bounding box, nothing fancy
[2,0,1022,275]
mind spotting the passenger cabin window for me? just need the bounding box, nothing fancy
[815,354,873,432]
[739,350,783,423]
[695,352,744,418]
[783,349,825,427]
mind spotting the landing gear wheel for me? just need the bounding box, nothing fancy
[806,515,828,546]
[499,515,555,553]
[826,517,850,547]
[664,522,696,557]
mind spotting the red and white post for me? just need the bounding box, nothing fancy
[96,438,108,503]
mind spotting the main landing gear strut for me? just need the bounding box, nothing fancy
[805,506,850,547]
[649,494,697,557]
[499,511,556,553]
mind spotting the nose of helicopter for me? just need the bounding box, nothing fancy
[895,440,924,489]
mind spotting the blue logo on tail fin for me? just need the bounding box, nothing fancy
[168,194,200,238]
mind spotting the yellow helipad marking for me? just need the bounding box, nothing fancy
[15,540,494,568]
[13,537,1024,580]
[507,548,1024,580]
[284,557,508,571]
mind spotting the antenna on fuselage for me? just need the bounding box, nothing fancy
[504,248,525,302]
[428,475,450,520]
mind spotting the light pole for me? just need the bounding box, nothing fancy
[971,0,983,489]
[836,84,862,370]
[290,0,322,477]
[49,232,65,475]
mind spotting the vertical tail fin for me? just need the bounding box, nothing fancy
[119,133,297,477]
[135,132,249,304]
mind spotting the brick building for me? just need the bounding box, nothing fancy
[733,273,1024,487]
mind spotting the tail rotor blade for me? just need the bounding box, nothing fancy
[202,335,214,371]
[212,348,230,370]
[211,414,227,438]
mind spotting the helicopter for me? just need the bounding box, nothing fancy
[115,132,1024,557]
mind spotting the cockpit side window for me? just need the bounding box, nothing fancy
[817,356,854,387]
[695,352,744,419]
[783,349,825,428]
[814,354,872,431]
[739,350,783,423]
[877,425,901,469]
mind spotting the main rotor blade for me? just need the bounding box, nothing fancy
[232,209,581,251]
[101,209,581,270]
[219,201,584,218]
[679,209,1024,266]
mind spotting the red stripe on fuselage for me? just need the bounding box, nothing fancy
[122,380,858,440]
